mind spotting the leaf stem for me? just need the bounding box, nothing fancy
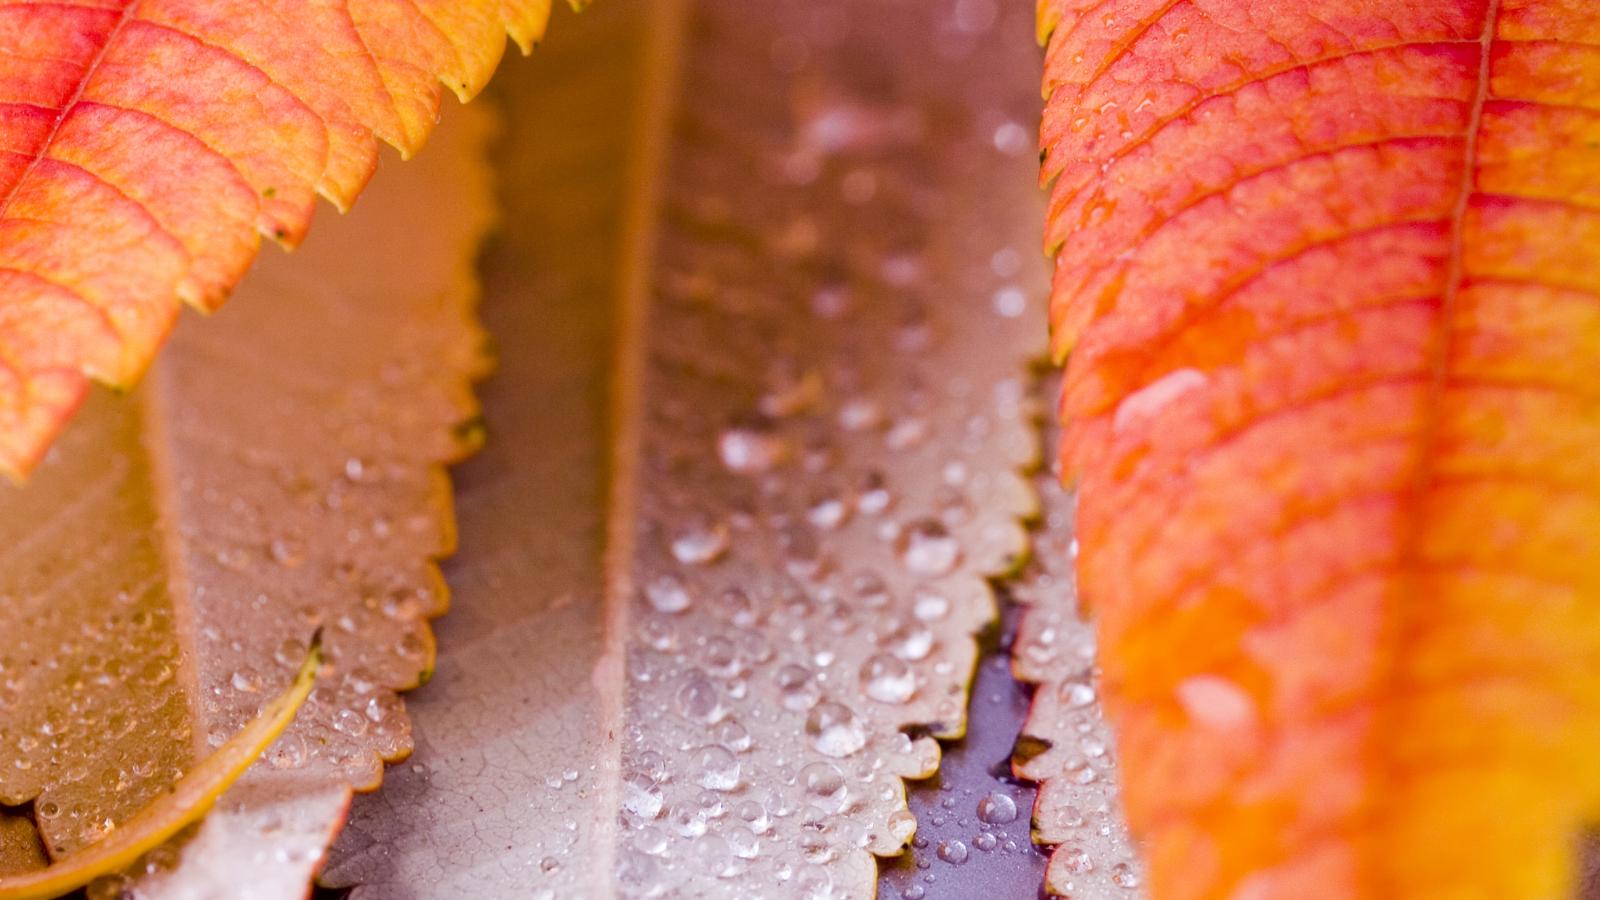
[0,632,323,900]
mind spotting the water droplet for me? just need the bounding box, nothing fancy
[886,417,928,450]
[639,615,677,651]
[858,486,892,516]
[1113,862,1141,888]
[902,886,926,900]
[645,576,692,614]
[1059,845,1094,874]
[671,524,729,565]
[800,761,847,811]
[622,772,664,819]
[912,589,949,621]
[992,286,1027,317]
[231,669,261,694]
[805,701,866,757]
[274,638,307,667]
[1175,673,1258,729]
[669,801,709,837]
[973,831,997,851]
[839,398,883,431]
[738,799,770,831]
[977,792,1017,824]
[715,588,759,626]
[269,539,305,567]
[694,745,740,791]
[885,621,934,661]
[695,834,742,878]
[1061,680,1096,708]
[713,718,751,752]
[860,654,915,704]
[775,664,821,710]
[540,856,561,874]
[811,286,850,319]
[937,839,969,865]
[635,825,669,854]
[897,519,961,576]
[719,428,785,474]
[727,824,761,859]
[333,708,368,736]
[703,636,740,674]
[268,733,308,769]
[807,498,849,530]
[616,849,662,895]
[676,676,725,724]
[886,809,917,845]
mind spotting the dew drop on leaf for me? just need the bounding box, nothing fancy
[1060,680,1095,709]
[805,701,866,758]
[671,524,730,565]
[693,745,740,791]
[860,654,915,704]
[896,519,961,576]
[774,664,820,711]
[676,676,725,724]
[718,428,785,474]
[645,575,693,614]
[886,809,917,845]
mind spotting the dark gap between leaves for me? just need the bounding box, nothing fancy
[876,584,1050,900]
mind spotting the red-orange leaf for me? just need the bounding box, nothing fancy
[1039,1,1600,897]
[0,0,557,479]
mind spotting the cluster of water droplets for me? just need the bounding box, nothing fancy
[604,0,1056,895]
[0,576,192,858]
[169,380,463,796]
[1010,396,1147,899]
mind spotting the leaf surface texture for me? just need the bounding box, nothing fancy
[1038,0,1600,897]
[0,101,491,897]
[0,0,552,478]
[326,0,1065,895]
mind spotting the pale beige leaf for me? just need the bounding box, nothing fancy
[589,0,1050,894]
[323,1,645,893]
[331,0,1071,897]
[0,101,493,898]
[1009,382,1147,898]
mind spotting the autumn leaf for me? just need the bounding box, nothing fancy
[0,0,560,480]
[0,101,490,895]
[324,0,1066,896]
[1039,0,1600,897]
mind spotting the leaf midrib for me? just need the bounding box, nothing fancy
[1378,0,1503,885]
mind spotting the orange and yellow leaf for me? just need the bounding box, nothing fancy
[0,0,556,479]
[1040,0,1600,897]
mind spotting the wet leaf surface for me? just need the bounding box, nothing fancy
[324,1,642,894]
[1010,379,1144,900]
[0,639,320,900]
[0,101,492,897]
[593,0,1051,895]
[332,0,1079,897]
